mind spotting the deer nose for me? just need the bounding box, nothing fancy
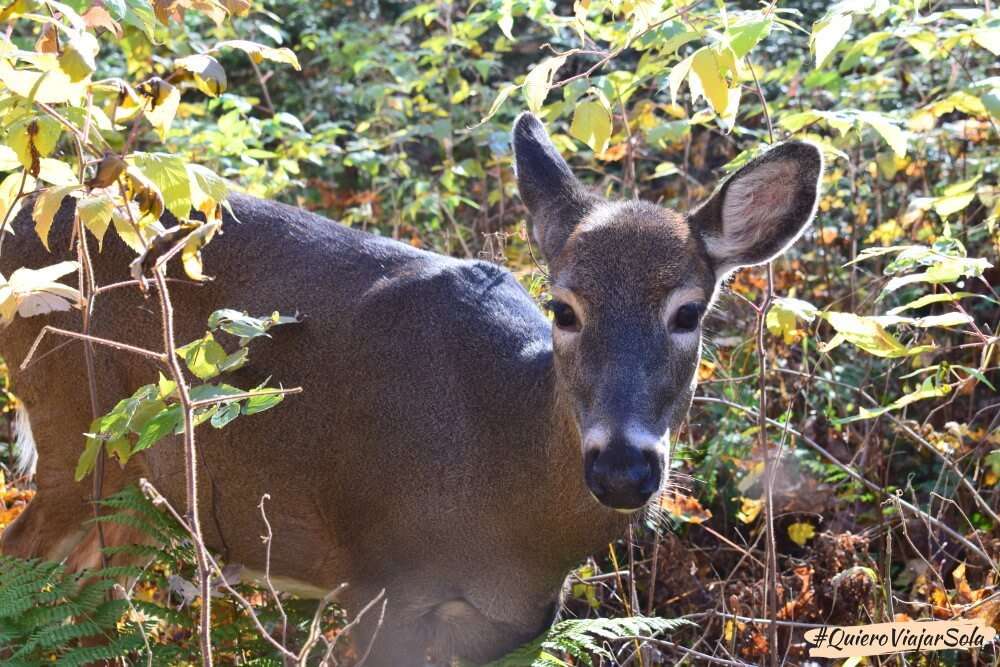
[584,434,662,511]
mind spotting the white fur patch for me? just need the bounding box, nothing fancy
[13,403,37,479]
[660,286,707,347]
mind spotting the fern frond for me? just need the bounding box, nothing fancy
[484,616,695,667]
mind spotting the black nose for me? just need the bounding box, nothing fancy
[585,445,661,511]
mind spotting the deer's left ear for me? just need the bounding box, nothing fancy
[688,141,823,280]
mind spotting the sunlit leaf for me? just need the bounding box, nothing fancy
[728,16,772,58]
[78,193,116,249]
[175,54,227,97]
[569,100,612,153]
[522,56,566,114]
[766,297,817,344]
[0,261,81,326]
[7,116,61,177]
[131,152,191,218]
[0,61,89,104]
[690,48,729,115]
[787,522,816,546]
[32,185,79,250]
[187,164,228,216]
[75,425,104,481]
[812,13,852,68]
[176,332,227,381]
[836,378,952,424]
[133,405,183,453]
[137,77,181,140]
[819,311,917,358]
[58,32,99,82]
[858,111,907,156]
[217,40,301,70]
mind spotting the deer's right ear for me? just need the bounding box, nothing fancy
[513,112,594,261]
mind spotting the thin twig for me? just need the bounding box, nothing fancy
[20,326,166,371]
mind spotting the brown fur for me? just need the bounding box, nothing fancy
[0,112,821,665]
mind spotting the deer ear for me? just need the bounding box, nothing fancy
[513,112,596,261]
[688,141,823,280]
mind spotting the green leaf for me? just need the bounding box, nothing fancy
[75,425,104,482]
[138,79,181,141]
[912,312,974,328]
[176,333,228,381]
[933,192,976,218]
[728,17,772,58]
[668,54,693,104]
[480,83,518,125]
[211,401,241,428]
[569,100,612,154]
[498,0,514,39]
[133,406,182,453]
[243,389,284,415]
[187,164,228,215]
[207,309,300,345]
[0,61,89,104]
[972,28,1000,56]
[7,116,62,175]
[883,256,992,293]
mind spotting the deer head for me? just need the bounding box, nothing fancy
[513,112,823,511]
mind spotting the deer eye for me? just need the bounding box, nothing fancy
[672,302,704,333]
[547,300,579,331]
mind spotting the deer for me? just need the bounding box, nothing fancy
[0,112,822,665]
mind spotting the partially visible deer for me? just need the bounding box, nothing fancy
[0,112,822,665]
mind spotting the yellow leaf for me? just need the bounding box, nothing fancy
[78,193,116,249]
[58,32,99,82]
[180,221,220,281]
[6,116,62,176]
[0,61,88,104]
[37,159,77,186]
[787,522,816,546]
[175,54,227,97]
[690,48,729,115]
[32,185,79,251]
[216,40,301,70]
[137,78,181,141]
[569,100,612,154]
[0,171,35,224]
[736,496,763,524]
